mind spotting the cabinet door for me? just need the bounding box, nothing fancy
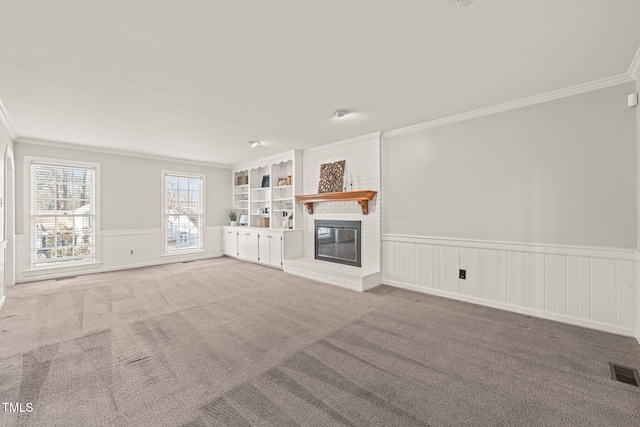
[223,229,230,254]
[226,230,238,257]
[269,234,282,268]
[258,232,270,265]
[246,230,259,262]
[237,231,249,259]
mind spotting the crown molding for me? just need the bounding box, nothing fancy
[304,131,382,153]
[629,44,640,80]
[384,73,634,139]
[15,136,232,169]
[0,97,18,141]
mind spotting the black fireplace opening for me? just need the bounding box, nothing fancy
[315,220,361,267]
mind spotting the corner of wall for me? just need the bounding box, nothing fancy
[636,76,640,345]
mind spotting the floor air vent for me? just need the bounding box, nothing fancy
[55,276,77,281]
[609,363,640,387]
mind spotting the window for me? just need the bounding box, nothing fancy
[164,172,204,252]
[31,161,97,266]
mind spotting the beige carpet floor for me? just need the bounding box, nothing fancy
[0,257,639,426]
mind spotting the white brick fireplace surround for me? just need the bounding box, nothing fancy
[283,132,382,291]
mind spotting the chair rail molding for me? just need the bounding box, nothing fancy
[15,226,224,282]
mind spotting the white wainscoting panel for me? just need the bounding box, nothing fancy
[382,235,637,337]
[16,226,223,282]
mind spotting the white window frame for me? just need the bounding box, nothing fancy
[162,170,205,254]
[24,156,101,272]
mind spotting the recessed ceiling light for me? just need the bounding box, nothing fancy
[248,140,260,148]
[333,109,350,118]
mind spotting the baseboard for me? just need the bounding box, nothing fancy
[362,280,381,292]
[223,254,288,271]
[16,253,224,283]
[0,296,5,312]
[383,279,636,338]
[635,330,640,346]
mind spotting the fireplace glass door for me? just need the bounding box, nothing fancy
[314,220,361,267]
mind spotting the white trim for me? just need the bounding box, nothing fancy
[384,74,633,138]
[160,249,206,258]
[382,234,637,261]
[100,227,222,238]
[16,254,223,283]
[628,44,640,80]
[24,156,102,269]
[162,170,206,254]
[382,279,635,337]
[0,296,5,312]
[100,229,162,237]
[22,262,102,278]
[16,137,232,170]
[4,145,16,287]
[0,97,18,141]
[635,330,640,346]
[303,132,382,153]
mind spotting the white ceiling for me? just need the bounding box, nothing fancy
[1,0,639,166]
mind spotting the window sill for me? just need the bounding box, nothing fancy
[161,249,206,258]
[23,261,102,277]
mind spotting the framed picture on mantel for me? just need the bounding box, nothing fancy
[318,160,345,193]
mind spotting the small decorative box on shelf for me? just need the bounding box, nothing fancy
[295,190,377,215]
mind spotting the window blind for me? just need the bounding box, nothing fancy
[32,162,95,265]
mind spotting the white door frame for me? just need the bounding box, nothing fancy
[4,145,15,288]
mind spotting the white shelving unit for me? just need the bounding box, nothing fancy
[229,150,302,230]
[224,150,304,269]
[232,170,249,222]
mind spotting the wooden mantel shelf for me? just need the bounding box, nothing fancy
[295,190,378,214]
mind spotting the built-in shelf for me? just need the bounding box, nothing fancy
[295,190,378,215]
[232,150,301,230]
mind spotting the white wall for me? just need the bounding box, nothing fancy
[382,82,638,337]
[16,140,231,233]
[302,133,382,271]
[14,140,231,281]
[384,82,637,249]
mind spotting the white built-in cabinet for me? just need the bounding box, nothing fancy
[223,228,238,257]
[222,227,303,269]
[232,150,302,230]
[237,229,259,261]
[225,150,304,269]
[258,230,282,268]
